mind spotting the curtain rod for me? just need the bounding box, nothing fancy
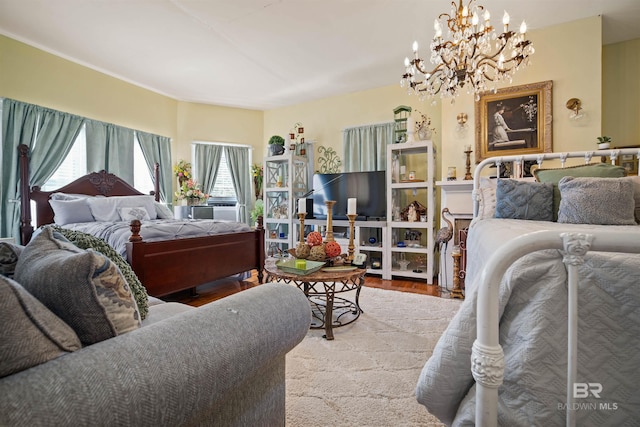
[342,121,394,132]
[192,140,253,149]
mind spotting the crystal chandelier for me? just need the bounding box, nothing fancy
[401,0,535,100]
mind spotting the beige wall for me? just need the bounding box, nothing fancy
[603,38,640,147]
[175,101,263,164]
[0,35,264,177]
[0,35,178,139]
[3,14,638,191]
[264,85,441,176]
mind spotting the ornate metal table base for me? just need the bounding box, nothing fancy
[264,258,365,340]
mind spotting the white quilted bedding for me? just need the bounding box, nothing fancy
[416,218,640,426]
[63,219,251,257]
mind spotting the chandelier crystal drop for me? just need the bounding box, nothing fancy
[401,0,534,100]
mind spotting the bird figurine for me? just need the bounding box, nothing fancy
[435,208,454,291]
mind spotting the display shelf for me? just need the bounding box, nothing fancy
[263,153,308,255]
[386,140,435,282]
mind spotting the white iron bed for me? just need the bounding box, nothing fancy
[416,148,640,426]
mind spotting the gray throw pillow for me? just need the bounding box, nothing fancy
[14,226,141,346]
[557,176,637,225]
[0,275,81,378]
[495,179,554,221]
[51,226,149,321]
[0,242,24,278]
[534,163,627,220]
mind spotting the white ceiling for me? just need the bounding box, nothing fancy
[1,0,640,111]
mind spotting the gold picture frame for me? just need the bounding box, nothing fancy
[475,80,553,162]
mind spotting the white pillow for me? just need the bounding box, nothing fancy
[474,187,496,220]
[118,207,151,221]
[86,195,157,222]
[49,198,95,225]
[154,202,174,219]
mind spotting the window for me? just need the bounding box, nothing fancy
[42,127,154,193]
[210,150,237,200]
[133,135,155,195]
[41,126,87,191]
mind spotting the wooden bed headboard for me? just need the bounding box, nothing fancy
[18,144,161,244]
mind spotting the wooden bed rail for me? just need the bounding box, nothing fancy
[471,148,640,217]
[472,230,640,427]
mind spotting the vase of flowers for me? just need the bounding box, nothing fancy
[175,179,209,206]
[173,159,192,187]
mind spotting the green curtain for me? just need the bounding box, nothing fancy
[224,146,251,224]
[343,122,395,172]
[136,131,172,205]
[0,99,83,240]
[195,144,223,195]
[86,121,135,184]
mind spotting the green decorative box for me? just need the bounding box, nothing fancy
[275,259,325,275]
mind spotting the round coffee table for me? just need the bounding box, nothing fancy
[264,257,366,340]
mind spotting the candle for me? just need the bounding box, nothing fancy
[347,198,357,215]
[298,198,306,214]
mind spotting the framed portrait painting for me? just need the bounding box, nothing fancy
[475,80,553,162]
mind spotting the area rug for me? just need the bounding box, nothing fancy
[285,287,463,427]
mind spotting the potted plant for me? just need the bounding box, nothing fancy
[268,135,285,156]
[597,136,612,149]
[250,199,264,226]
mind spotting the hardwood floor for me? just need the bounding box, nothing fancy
[164,271,447,307]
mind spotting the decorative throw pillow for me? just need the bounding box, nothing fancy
[118,206,151,221]
[534,163,627,221]
[0,275,81,378]
[51,226,149,321]
[86,195,157,222]
[49,198,95,225]
[154,201,174,219]
[557,176,637,225]
[0,242,24,278]
[495,179,554,221]
[14,227,141,345]
[624,176,640,223]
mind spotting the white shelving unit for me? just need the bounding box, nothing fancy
[263,152,308,257]
[386,140,436,282]
[297,219,387,276]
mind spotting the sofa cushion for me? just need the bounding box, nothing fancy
[0,242,23,278]
[51,226,149,320]
[0,275,81,378]
[14,227,141,345]
[557,176,637,225]
[534,163,627,220]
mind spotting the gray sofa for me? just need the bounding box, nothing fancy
[0,283,311,426]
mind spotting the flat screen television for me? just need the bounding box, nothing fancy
[310,171,386,220]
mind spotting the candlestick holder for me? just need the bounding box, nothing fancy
[346,213,357,263]
[464,150,473,180]
[324,200,336,242]
[451,251,465,299]
[297,212,307,244]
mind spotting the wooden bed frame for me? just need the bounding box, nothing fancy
[18,144,265,297]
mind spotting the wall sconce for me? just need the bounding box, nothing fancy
[456,112,468,128]
[455,112,468,138]
[566,98,587,123]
